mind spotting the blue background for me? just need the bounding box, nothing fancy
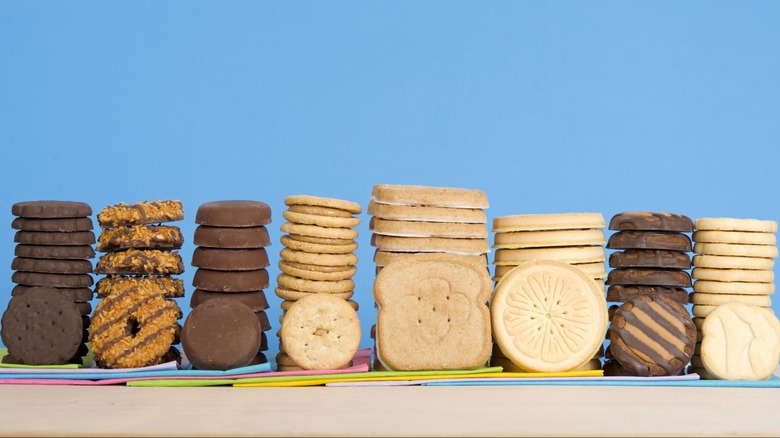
[1,2,779,349]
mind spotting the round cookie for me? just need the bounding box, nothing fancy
[493,229,605,249]
[195,200,272,227]
[607,268,691,287]
[276,274,354,294]
[97,200,184,228]
[255,310,272,331]
[96,225,184,251]
[12,217,93,232]
[275,287,354,301]
[95,249,184,275]
[11,257,93,274]
[368,201,487,224]
[14,244,95,260]
[281,299,358,312]
[191,248,270,271]
[14,231,95,246]
[95,275,185,299]
[375,250,487,268]
[609,250,691,269]
[278,260,357,281]
[0,287,84,365]
[282,210,360,229]
[371,184,488,209]
[494,262,605,279]
[190,290,269,311]
[692,268,774,283]
[694,242,778,259]
[692,305,719,318]
[288,204,353,218]
[607,231,692,252]
[284,195,362,214]
[280,235,357,255]
[11,284,93,302]
[280,222,358,240]
[690,293,771,307]
[606,285,689,305]
[280,248,357,267]
[12,271,93,288]
[493,213,605,232]
[280,293,361,370]
[371,235,489,256]
[493,246,605,265]
[371,217,488,239]
[182,298,262,370]
[12,201,92,219]
[286,234,354,246]
[694,280,775,295]
[192,268,269,292]
[693,255,774,270]
[609,212,693,232]
[695,218,778,233]
[194,225,271,249]
[693,230,776,246]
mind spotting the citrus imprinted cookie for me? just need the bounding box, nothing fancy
[692,268,774,283]
[693,231,776,246]
[493,213,605,232]
[695,218,778,233]
[693,255,774,270]
[284,195,362,215]
[694,280,775,295]
[693,243,778,259]
[492,229,605,249]
[690,293,772,307]
[371,184,489,209]
[491,260,607,373]
[701,303,780,380]
[493,246,606,265]
[280,293,361,370]
[282,211,361,229]
[370,217,488,239]
[371,235,489,256]
[367,201,486,223]
[374,253,492,370]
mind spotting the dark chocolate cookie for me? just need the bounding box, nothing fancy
[14,244,95,260]
[255,310,271,331]
[607,268,691,287]
[11,257,93,274]
[190,289,269,311]
[193,226,271,249]
[606,285,689,305]
[14,231,95,246]
[12,201,92,219]
[11,284,93,302]
[192,268,269,292]
[607,231,691,252]
[195,200,272,227]
[12,217,94,232]
[191,248,270,271]
[609,212,693,232]
[12,271,94,288]
[609,249,691,269]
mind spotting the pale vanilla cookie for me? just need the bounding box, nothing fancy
[282,210,361,229]
[693,243,778,259]
[281,299,358,311]
[371,184,489,209]
[278,261,357,281]
[693,305,732,318]
[695,218,778,233]
[693,255,774,270]
[493,213,605,232]
[275,287,354,301]
[694,280,775,295]
[374,253,492,370]
[493,246,606,265]
[287,234,354,245]
[371,235,490,256]
[368,201,486,223]
[280,293,361,370]
[494,261,606,280]
[280,248,357,267]
[284,195,362,214]
[701,303,780,380]
[491,260,607,373]
[493,229,605,249]
[288,205,353,218]
[374,250,487,268]
[693,230,776,246]
[370,217,488,239]
[692,268,774,283]
[690,293,772,307]
[276,274,354,294]
[280,222,358,240]
[280,235,357,255]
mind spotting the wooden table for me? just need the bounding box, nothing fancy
[2,376,780,437]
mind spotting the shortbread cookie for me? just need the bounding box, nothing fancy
[609,294,696,376]
[493,213,605,232]
[281,293,361,370]
[692,305,719,318]
[280,235,357,254]
[190,290,269,311]
[98,200,183,228]
[286,234,354,245]
[278,261,357,281]
[12,201,92,219]
[493,246,605,265]
[694,280,775,295]
[275,287,353,301]
[280,299,358,312]
[15,231,95,246]
[494,262,605,279]
[609,212,693,232]
[607,268,691,287]
[607,231,692,252]
[493,229,605,249]
[276,274,354,294]
[375,250,486,268]
[693,242,778,259]
[609,249,691,269]
[191,248,270,271]
[195,200,271,227]
[693,255,774,270]
[280,248,357,267]
[12,271,93,288]
[371,184,489,209]
[701,303,780,380]
[690,293,771,307]
[284,195,362,214]
[371,235,489,255]
[370,217,488,239]
[95,275,185,298]
[491,260,606,373]
[12,217,93,232]
[283,210,360,228]
[96,225,184,251]
[368,201,486,223]
[194,225,271,249]
[374,253,491,370]
[280,222,358,240]
[693,230,776,246]
[606,285,689,305]
[695,218,778,233]
[288,204,353,218]
[192,268,269,292]
[95,249,184,275]
[11,258,92,274]
[15,244,95,260]
[692,268,774,283]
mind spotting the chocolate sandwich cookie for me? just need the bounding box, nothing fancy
[191,248,270,271]
[190,290,269,311]
[609,249,691,269]
[607,231,692,252]
[94,249,184,275]
[1,288,84,365]
[255,310,271,331]
[192,268,269,292]
[606,285,689,305]
[193,226,271,249]
[15,231,96,246]
[609,212,693,232]
[11,257,93,274]
[608,294,696,376]
[12,217,93,232]
[96,225,184,251]
[12,284,93,302]
[12,201,92,219]
[14,244,95,260]
[97,200,184,228]
[94,275,185,299]
[196,200,272,227]
[607,268,692,287]
[12,271,94,288]
[181,298,263,370]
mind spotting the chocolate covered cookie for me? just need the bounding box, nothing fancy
[94,275,184,298]
[12,217,93,232]
[607,268,692,287]
[609,212,693,232]
[606,285,689,305]
[14,244,95,260]
[609,249,691,269]
[191,248,270,271]
[95,249,184,275]
[190,290,269,311]
[12,201,92,219]
[195,200,272,227]
[192,268,269,292]
[96,225,184,251]
[12,271,94,288]
[193,226,271,249]
[607,231,692,252]
[14,231,95,246]
[11,285,93,302]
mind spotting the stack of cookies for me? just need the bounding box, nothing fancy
[490,212,607,370]
[275,195,362,371]
[690,217,778,378]
[185,200,273,369]
[90,200,185,368]
[2,201,95,365]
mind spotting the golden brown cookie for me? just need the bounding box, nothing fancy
[97,200,184,228]
[95,249,184,275]
[96,225,184,251]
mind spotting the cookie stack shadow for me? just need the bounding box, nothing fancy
[90,200,185,368]
[275,195,362,371]
[183,200,273,370]
[1,201,95,365]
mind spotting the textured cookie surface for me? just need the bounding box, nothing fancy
[494,246,605,265]
[607,268,691,287]
[493,229,605,249]
[95,249,183,275]
[12,217,93,232]
[609,249,691,269]
[371,217,487,239]
[609,212,693,232]
[606,285,689,305]
[96,225,184,251]
[15,231,95,246]
[285,195,362,214]
[95,275,184,298]
[98,200,183,228]
[14,244,95,260]
[192,268,269,292]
